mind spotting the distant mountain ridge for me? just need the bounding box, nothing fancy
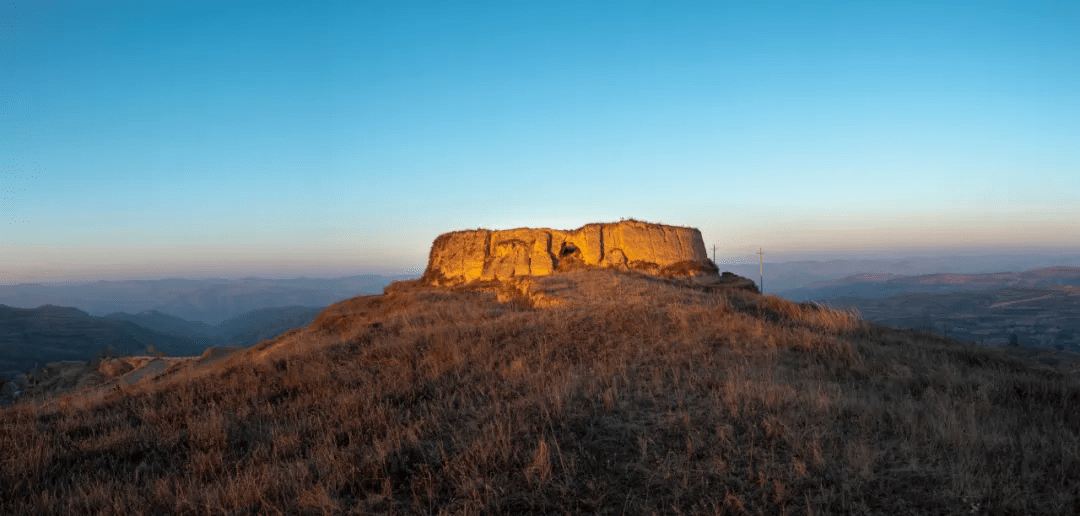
[782,266,1080,301]
[0,304,325,373]
[208,306,323,347]
[810,272,906,285]
[0,304,203,372]
[719,253,1080,293]
[0,274,412,324]
[103,310,215,341]
[104,306,324,348]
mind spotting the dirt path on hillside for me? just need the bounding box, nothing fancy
[989,294,1058,309]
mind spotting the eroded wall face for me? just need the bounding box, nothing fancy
[484,229,554,281]
[424,220,710,285]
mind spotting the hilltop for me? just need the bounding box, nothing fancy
[1,264,1078,514]
[424,219,717,285]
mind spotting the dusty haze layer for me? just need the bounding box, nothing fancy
[423,220,714,286]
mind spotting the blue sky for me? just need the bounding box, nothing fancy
[1,0,1078,283]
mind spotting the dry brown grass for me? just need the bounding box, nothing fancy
[1,268,1078,514]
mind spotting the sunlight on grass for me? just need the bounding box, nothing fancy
[1,269,1078,514]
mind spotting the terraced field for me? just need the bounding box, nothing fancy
[828,286,1080,350]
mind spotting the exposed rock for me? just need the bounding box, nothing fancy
[198,346,242,364]
[118,358,170,385]
[1,381,18,398]
[98,357,135,378]
[423,220,716,286]
[495,277,565,308]
[707,271,760,293]
[0,371,30,405]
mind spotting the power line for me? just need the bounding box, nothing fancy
[757,247,764,294]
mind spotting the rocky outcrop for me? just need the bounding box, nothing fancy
[423,220,717,286]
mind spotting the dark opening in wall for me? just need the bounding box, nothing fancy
[560,242,579,258]
[555,242,585,272]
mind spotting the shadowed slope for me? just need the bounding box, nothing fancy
[0,304,207,371]
[1,269,1078,514]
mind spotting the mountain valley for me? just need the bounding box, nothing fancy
[0,304,323,374]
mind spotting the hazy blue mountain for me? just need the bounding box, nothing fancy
[211,306,324,347]
[767,266,1080,352]
[1,303,329,373]
[0,274,414,324]
[720,253,1080,293]
[104,310,216,341]
[0,304,204,371]
[821,286,1080,350]
[779,266,1080,302]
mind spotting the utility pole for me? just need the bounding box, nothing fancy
[757,247,764,294]
[711,244,716,264]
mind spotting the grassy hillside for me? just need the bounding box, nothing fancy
[1,269,1078,514]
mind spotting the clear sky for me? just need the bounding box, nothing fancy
[1,0,1078,283]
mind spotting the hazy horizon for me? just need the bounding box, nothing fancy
[3,248,1080,287]
[2,1,1078,284]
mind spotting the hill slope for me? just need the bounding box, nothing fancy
[1,269,1078,514]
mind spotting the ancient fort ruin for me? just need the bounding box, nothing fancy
[422,219,721,286]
